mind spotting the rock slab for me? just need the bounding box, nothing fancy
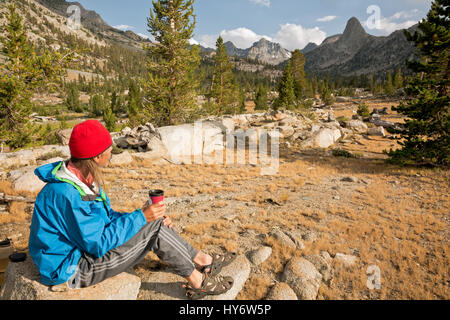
[138,254,251,300]
[282,257,322,300]
[265,282,298,300]
[0,257,141,300]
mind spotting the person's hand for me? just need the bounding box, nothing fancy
[141,201,166,223]
[162,215,174,229]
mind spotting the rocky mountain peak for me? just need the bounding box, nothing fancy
[247,38,291,65]
[301,42,318,54]
[340,17,368,44]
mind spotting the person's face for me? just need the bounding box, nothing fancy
[93,146,113,167]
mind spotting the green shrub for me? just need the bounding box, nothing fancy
[332,149,358,158]
[37,150,66,161]
[357,103,370,118]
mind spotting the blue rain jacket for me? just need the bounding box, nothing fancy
[28,161,147,286]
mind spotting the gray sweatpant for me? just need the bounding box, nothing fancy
[67,218,198,289]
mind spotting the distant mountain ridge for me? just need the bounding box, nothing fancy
[220,38,291,65]
[35,0,148,49]
[206,16,417,76]
[303,17,418,77]
[33,1,418,77]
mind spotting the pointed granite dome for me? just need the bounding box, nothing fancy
[340,17,369,45]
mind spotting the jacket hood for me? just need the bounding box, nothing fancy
[34,160,98,196]
[34,161,62,184]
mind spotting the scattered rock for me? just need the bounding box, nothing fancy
[221,213,237,221]
[380,107,389,115]
[335,253,358,266]
[370,117,404,131]
[12,169,45,193]
[303,254,333,285]
[31,145,70,160]
[110,151,133,166]
[320,251,333,265]
[301,231,317,242]
[346,120,368,133]
[278,126,295,138]
[0,150,36,169]
[301,127,342,149]
[327,112,335,122]
[267,228,297,249]
[341,176,358,183]
[56,128,73,146]
[284,230,305,249]
[265,282,297,300]
[336,97,352,103]
[282,257,322,300]
[248,246,272,266]
[368,126,386,137]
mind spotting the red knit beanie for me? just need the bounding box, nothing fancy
[69,120,113,159]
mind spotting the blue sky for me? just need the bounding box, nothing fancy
[75,0,432,50]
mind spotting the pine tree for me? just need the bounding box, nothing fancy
[275,60,296,110]
[0,3,72,148]
[126,80,142,128]
[255,84,268,110]
[66,85,81,112]
[320,81,335,106]
[290,49,307,100]
[385,0,449,166]
[210,36,237,115]
[103,103,117,132]
[394,67,404,89]
[384,72,395,95]
[110,90,118,114]
[238,87,246,114]
[370,74,377,95]
[143,0,201,126]
[89,94,105,117]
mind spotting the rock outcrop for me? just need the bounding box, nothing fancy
[0,257,141,300]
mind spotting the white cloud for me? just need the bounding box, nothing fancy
[189,38,199,46]
[363,9,419,35]
[195,24,327,51]
[220,27,272,49]
[274,23,327,51]
[391,9,420,20]
[137,33,150,39]
[249,0,270,7]
[317,15,337,22]
[113,24,135,31]
[195,34,220,48]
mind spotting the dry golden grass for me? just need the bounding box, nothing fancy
[0,180,37,199]
[0,181,36,224]
[237,275,272,300]
[261,236,298,274]
[0,201,29,224]
[1,99,448,299]
[89,149,450,299]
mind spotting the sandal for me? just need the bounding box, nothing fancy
[184,273,234,300]
[197,252,237,276]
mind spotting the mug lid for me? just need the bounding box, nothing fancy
[0,239,11,247]
[9,252,27,263]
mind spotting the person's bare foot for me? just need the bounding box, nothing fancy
[185,269,204,289]
[193,251,213,269]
